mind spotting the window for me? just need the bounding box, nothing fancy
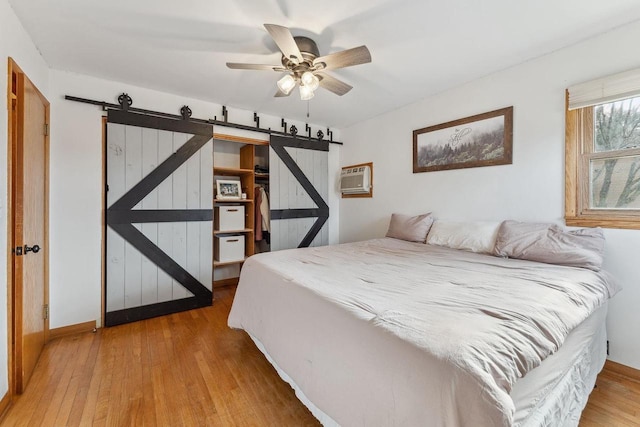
[566,68,640,229]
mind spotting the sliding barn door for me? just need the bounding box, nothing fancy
[269,135,329,251]
[105,111,213,326]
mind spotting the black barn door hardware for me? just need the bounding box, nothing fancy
[64,94,343,145]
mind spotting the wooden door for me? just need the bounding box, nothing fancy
[269,135,329,250]
[13,73,49,393]
[105,110,213,326]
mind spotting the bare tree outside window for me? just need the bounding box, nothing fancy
[591,97,640,209]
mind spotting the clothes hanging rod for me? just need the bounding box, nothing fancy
[64,95,343,145]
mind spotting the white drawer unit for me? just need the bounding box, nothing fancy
[214,235,246,263]
[215,205,245,231]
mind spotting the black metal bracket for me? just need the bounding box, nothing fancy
[118,93,133,111]
[327,128,333,142]
[254,112,260,128]
[64,94,343,145]
[305,124,312,138]
[180,105,192,120]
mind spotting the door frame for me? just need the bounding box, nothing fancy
[6,57,50,396]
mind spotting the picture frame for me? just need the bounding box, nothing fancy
[413,106,513,173]
[216,179,242,200]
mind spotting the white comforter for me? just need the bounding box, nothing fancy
[228,238,618,426]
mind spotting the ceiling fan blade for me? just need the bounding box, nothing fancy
[316,72,353,96]
[227,62,286,71]
[264,24,303,63]
[313,45,371,71]
[274,89,292,98]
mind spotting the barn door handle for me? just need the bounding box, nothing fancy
[24,244,40,254]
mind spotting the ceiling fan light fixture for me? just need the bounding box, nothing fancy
[288,55,300,65]
[301,71,320,91]
[230,24,370,99]
[277,74,296,95]
[299,84,315,101]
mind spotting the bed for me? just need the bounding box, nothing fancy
[228,237,618,426]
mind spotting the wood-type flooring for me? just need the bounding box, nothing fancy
[1,286,638,426]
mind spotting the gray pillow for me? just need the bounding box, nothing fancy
[386,213,434,243]
[493,220,605,271]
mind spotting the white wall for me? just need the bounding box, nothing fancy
[0,0,50,402]
[48,69,341,330]
[340,21,640,369]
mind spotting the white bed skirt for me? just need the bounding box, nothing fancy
[248,333,340,427]
[247,302,607,427]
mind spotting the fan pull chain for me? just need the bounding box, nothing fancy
[307,100,310,119]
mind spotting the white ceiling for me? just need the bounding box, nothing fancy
[9,0,640,128]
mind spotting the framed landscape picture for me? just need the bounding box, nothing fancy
[413,106,513,173]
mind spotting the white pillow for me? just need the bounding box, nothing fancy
[426,220,501,254]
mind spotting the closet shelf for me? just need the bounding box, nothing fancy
[214,229,253,235]
[213,141,266,290]
[213,258,248,268]
[255,173,269,180]
[214,198,253,204]
[214,167,254,176]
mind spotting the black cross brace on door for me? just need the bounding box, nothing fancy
[270,135,329,248]
[105,110,213,326]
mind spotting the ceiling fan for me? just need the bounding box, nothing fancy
[227,24,371,100]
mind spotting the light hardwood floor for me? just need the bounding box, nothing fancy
[1,286,638,426]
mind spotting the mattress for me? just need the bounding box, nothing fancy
[228,238,616,426]
[248,302,607,427]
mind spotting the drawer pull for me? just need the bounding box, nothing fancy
[227,209,239,212]
[227,239,239,243]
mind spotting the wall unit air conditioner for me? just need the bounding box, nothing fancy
[340,165,371,194]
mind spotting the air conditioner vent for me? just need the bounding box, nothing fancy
[340,165,371,194]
